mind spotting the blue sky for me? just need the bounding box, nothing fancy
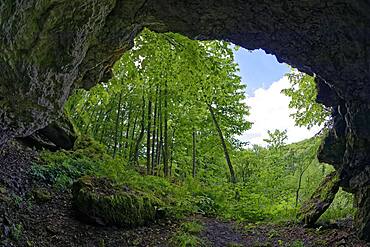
[233,48,289,95]
[233,47,321,146]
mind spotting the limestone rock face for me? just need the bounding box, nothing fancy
[298,171,340,226]
[19,112,77,151]
[354,186,370,241]
[1,0,370,240]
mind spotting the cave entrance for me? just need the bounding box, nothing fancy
[63,29,354,227]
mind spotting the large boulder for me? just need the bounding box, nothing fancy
[298,171,340,226]
[72,176,162,227]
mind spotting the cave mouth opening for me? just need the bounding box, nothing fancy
[1,0,369,242]
[60,29,354,227]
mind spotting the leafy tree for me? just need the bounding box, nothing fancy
[263,129,288,149]
[66,29,250,183]
[281,70,330,129]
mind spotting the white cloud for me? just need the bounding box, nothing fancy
[239,76,321,146]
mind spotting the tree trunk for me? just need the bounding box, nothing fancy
[192,129,196,178]
[128,113,138,164]
[133,97,146,165]
[169,129,175,176]
[163,81,169,177]
[295,162,311,207]
[156,89,163,176]
[99,108,112,144]
[123,107,131,159]
[113,91,123,158]
[118,104,127,155]
[84,104,98,134]
[151,87,158,175]
[146,100,152,175]
[207,103,237,183]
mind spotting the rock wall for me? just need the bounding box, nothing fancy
[1,0,370,240]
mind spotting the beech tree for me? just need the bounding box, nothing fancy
[65,29,251,181]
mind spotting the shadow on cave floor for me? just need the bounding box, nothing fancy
[0,141,368,247]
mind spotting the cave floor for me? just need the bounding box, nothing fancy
[0,141,369,247]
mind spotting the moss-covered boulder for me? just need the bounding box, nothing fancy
[298,171,340,226]
[72,176,162,227]
[72,135,110,160]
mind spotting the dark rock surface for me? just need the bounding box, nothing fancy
[18,112,77,151]
[1,0,370,240]
[298,171,340,226]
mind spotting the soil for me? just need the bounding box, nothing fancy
[0,141,369,247]
[196,215,369,247]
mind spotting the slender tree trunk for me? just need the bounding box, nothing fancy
[113,91,123,158]
[128,113,138,164]
[98,108,112,144]
[84,104,98,134]
[163,81,169,176]
[207,103,237,183]
[295,162,310,207]
[92,108,104,136]
[169,129,175,176]
[99,116,107,143]
[133,97,146,165]
[192,128,196,178]
[156,90,163,176]
[123,107,131,159]
[118,104,127,155]
[151,87,158,175]
[146,100,152,175]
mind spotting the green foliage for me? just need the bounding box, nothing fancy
[282,70,330,129]
[169,232,205,247]
[180,220,204,234]
[320,189,354,221]
[263,129,288,149]
[35,129,353,226]
[289,240,305,247]
[10,223,23,241]
[66,28,250,181]
[170,221,206,247]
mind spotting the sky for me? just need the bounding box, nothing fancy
[233,48,321,146]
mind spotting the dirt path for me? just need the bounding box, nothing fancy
[198,216,248,246]
[195,215,369,247]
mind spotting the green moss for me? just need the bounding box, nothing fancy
[180,220,204,234]
[32,187,52,203]
[73,135,110,160]
[169,232,206,247]
[72,176,163,227]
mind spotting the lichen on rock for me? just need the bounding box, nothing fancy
[72,176,163,227]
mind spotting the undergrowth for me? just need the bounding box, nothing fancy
[31,135,355,224]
